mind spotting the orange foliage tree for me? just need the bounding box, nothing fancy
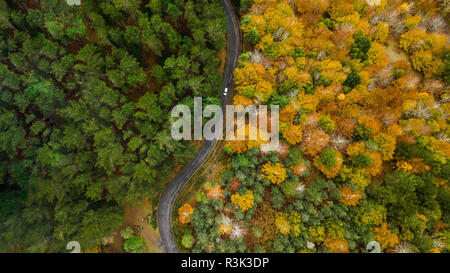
[282,124,303,145]
[206,184,224,200]
[293,0,330,15]
[225,140,248,154]
[178,203,194,224]
[324,237,350,253]
[231,190,255,212]
[339,185,363,206]
[233,94,254,106]
[373,222,400,250]
[300,126,330,156]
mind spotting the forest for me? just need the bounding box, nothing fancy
[0,0,226,252]
[174,0,450,253]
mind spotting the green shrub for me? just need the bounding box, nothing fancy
[351,153,374,168]
[350,32,372,61]
[319,115,335,133]
[353,125,373,141]
[123,235,144,253]
[182,234,195,249]
[320,148,337,169]
[343,73,361,90]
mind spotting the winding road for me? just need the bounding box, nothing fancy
[157,0,241,253]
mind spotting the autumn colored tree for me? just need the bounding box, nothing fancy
[225,140,249,155]
[293,0,330,15]
[233,94,253,106]
[314,148,343,178]
[307,225,326,243]
[374,133,396,161]
[373,222,400,250]
[250,203,277,245]
[227,177,242,192]
[300,126,330,156]
[340,166,371,190]
[287,210,302,237]
[410,50,443,78]
[346,142,383,176]
[339,186,363,206]
[324,238,349,253]
[374,22,389,43]
[231,190,255,212]
[206,184,224,200]
[318,115,335,133]
[178,204,194,224]
[354,201,386,227]
[291,161,311,177]
[282,124,303,145]
[275,212,291,235]
[261,162,287,185]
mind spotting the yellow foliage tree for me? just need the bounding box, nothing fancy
[261,162,287,185]
[410,50,443,78]
[219,214,233,235]
[374,21,389,43]
[357,115,382,135]
[231,190,255,212]
[403,158,431,174]
[219,224,232,235]
[282,124,303,145]
[293,0,330,15]
[340,166,371,190]
[320,59,346,84]
[324,238,349,253]
[233,94,253,106]
[308,225,326,243]
[287,210,302,237]
[374,133,396,161]
[84,246,102,253]
[284,66,312,88]
[399,29,428,54]
[373,222,400,250]
[275,212,291,235]
[354,202,386,227]
[368,42,389,68]
[404,15,421,29]
[329,0,355,21]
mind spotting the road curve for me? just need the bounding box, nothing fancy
[157,0,241,253]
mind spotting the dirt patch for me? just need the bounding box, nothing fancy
[385,39,409,64]
[104,198,162,253]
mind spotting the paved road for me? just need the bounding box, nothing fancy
[157,0,241,253]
